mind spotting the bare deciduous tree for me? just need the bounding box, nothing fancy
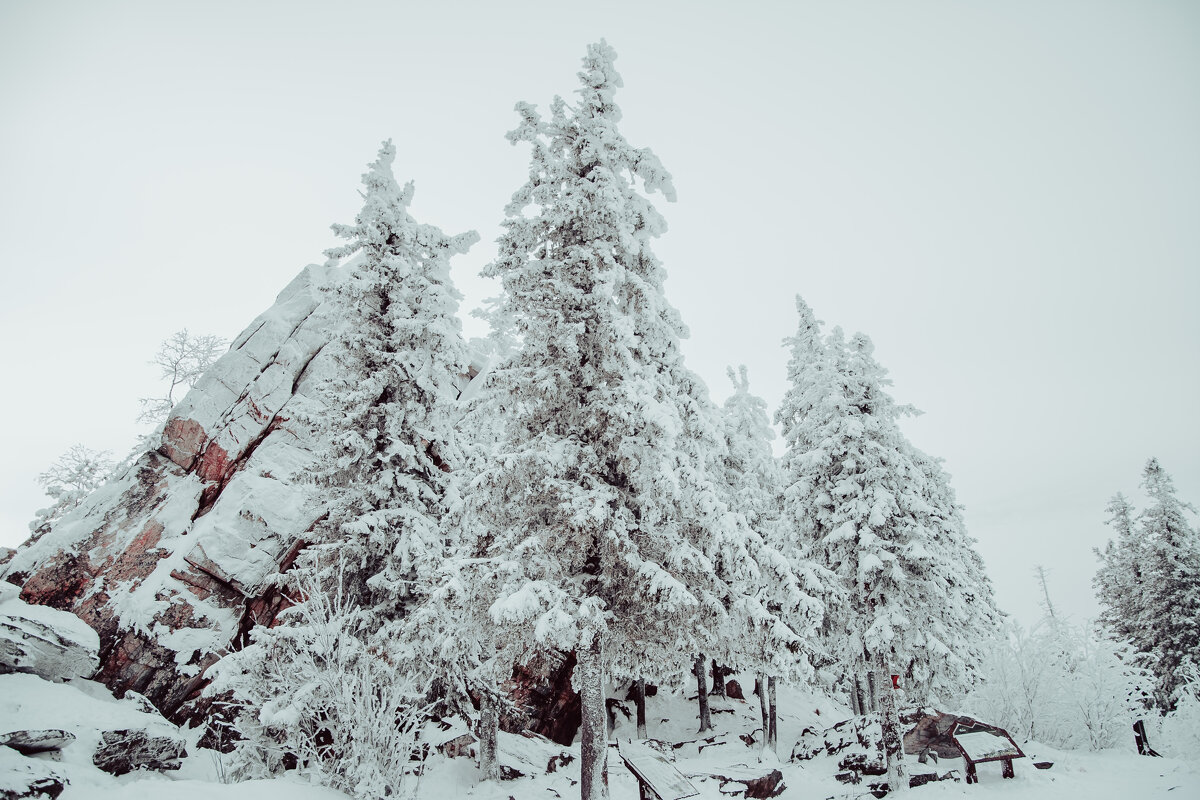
[137,329,226,424]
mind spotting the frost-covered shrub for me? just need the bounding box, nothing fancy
[963,619,1151,750]
[1153,668,1200,758]
[210,567,427,799]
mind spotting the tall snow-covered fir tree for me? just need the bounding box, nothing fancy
[903,445,1003,697]
[719,365,826,755]
[720,366,827,672]
[214,143,478,795]
[1095,459,1200,710]
[776,296,999,704]
[450,42,795,800]
[301,140,478,623]
[1093,494,1145,647]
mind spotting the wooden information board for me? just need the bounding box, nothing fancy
[617,740,699,800]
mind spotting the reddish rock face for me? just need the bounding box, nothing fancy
[505,651,582,746]
[161,417,208,471]
[194,441,231,485]
[0,260,533,747]
[17,551,94,611]
[2,264,337,732]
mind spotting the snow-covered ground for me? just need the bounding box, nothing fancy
[426,679,1200,800]
[3,671,1197,799]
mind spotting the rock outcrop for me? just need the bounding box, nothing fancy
[793,710,984,791]
[91,728,187,775]
[1,672,189,777]
[505,650,583,745]
[0,729,76,756]
[1,263,344,730]
[0,748,67,800]
[0,586,99,682]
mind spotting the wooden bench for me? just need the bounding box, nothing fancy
[616,740,699,800]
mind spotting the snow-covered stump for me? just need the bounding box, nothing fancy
[579,634,608,800]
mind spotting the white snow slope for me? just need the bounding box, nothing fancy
[3,670,1196,799]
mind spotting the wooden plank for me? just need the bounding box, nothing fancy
[617,740,699,800]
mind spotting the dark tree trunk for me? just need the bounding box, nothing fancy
[767,676,778,753]
[874,662,907,793]
[579,635,609,800]
[853,673,867,716]
[757,674,769,741]
[694,653,712,732]
[634,678,647,739]
[711,659,726,697]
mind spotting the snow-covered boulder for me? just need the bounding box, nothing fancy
[0,592,99,682]
[91,728,187,776]
[793,711,972,790]
[0,746,67,800]
[0,673,187,777]
[0,729,76,756]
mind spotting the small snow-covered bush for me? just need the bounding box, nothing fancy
[210,566,428,799]
[963,619,1151,750]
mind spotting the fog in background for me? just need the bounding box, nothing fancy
[2,0,1197,627]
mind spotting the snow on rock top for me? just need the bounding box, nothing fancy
[0,261,358,732]
[0,591,100,681]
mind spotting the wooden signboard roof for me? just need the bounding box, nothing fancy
[617,740,699,800]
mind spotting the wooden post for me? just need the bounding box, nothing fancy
[1001,758,1015,779]
[1133,719,1161,757]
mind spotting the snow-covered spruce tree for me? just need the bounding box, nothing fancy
[453,42,787,800]
[776,297,999,705]
[1093,493,1145,647]
[720,365,825,755]
[298,140,478,621]
[216,142,477,797]
[903,446,1003,697]
[1096,459,1200,710]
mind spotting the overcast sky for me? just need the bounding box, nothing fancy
[1,0,1197,627]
